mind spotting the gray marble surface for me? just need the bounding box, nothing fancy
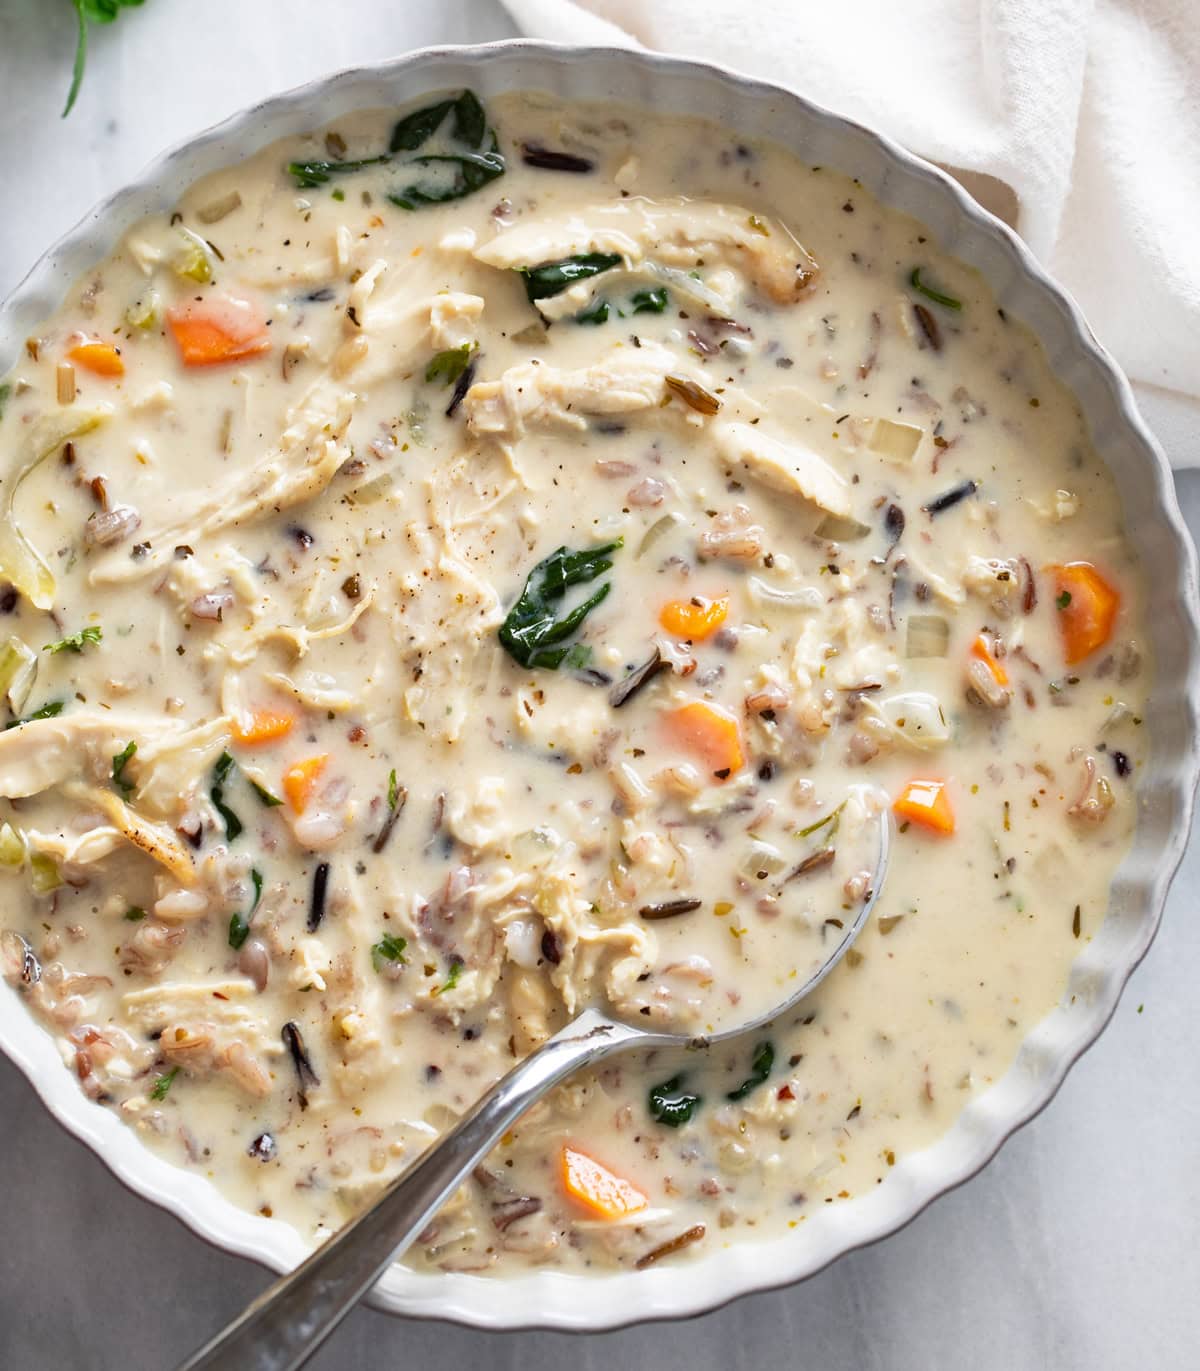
[1,2,1197,1367]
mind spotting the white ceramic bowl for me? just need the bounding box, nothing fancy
[1,40,1197,1332]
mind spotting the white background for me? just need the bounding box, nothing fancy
[0,2,1197,1367]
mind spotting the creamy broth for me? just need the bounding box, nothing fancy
[0,89,1146,1274]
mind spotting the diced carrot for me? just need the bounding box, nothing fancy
[659,594,729,642]
[560,1145,647,1220]
[1049,561,1119,664]
[232,707,295,746]
[970,632,1008,686]
[68,340,125,377]
[166,294,271,368]
[283,754,329,814]
[665,700,744,779]
[894,778,955,835]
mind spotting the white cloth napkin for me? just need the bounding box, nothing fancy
[500,0,1200,466]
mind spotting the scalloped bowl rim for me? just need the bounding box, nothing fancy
[1,40,1197,1333]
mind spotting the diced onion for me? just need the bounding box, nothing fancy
[346,471,396,505]
[868,417,924,463]
[814,512,872,542]
[195,190,243,225]
[636,512,683,559]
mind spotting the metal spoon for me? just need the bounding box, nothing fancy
[177,813,889,1371]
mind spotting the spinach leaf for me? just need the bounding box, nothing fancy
[631,287,669,314]
[649,1074,703,1127]
[211,750,243,842]
[389,91,486,153]
[498,540,622,670]
[5,700,64,730]
[575,297,610,325]
[520,253,622,303]
[228,868,263,950]
[389,97,456,152]
[388,149,506,210]
[286,154,392,188]
[248,777,283,807]
[726,1040,774,1101]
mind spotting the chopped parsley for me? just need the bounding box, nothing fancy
[425,343,475,385]
[1057,590,1072,609]
[910,267,963,310]
[371,932,408,973]
[150,1066,179,1101]
[111,740,137,797]
[43,625,102,655]
[432,957,464,996]
[124,906,147,922]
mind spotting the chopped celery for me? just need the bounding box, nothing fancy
[29,852,62,894]
[0,636,37,715]
[0,409,110,610]
[124,290,161,330]
[172,229,213,284]
[0,822,26,868]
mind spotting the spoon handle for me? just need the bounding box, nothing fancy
[175,1009,643,1371]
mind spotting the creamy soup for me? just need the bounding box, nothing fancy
[0,89,1146,1275]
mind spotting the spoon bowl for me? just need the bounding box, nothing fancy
[177,808,890,1371]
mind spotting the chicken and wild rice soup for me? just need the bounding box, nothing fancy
[0,89,1146,1274]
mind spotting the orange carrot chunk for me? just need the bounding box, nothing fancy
[659,595,729,642]
[970,632,1009,686]
[232,707,295,746]
[894,778,955,835]
[68,340,125,377]
[1050,561,1119,664]
[167,294,271,368]
[283,754,329,815]
[666,700,744,779]
[561,1145,647,1219]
